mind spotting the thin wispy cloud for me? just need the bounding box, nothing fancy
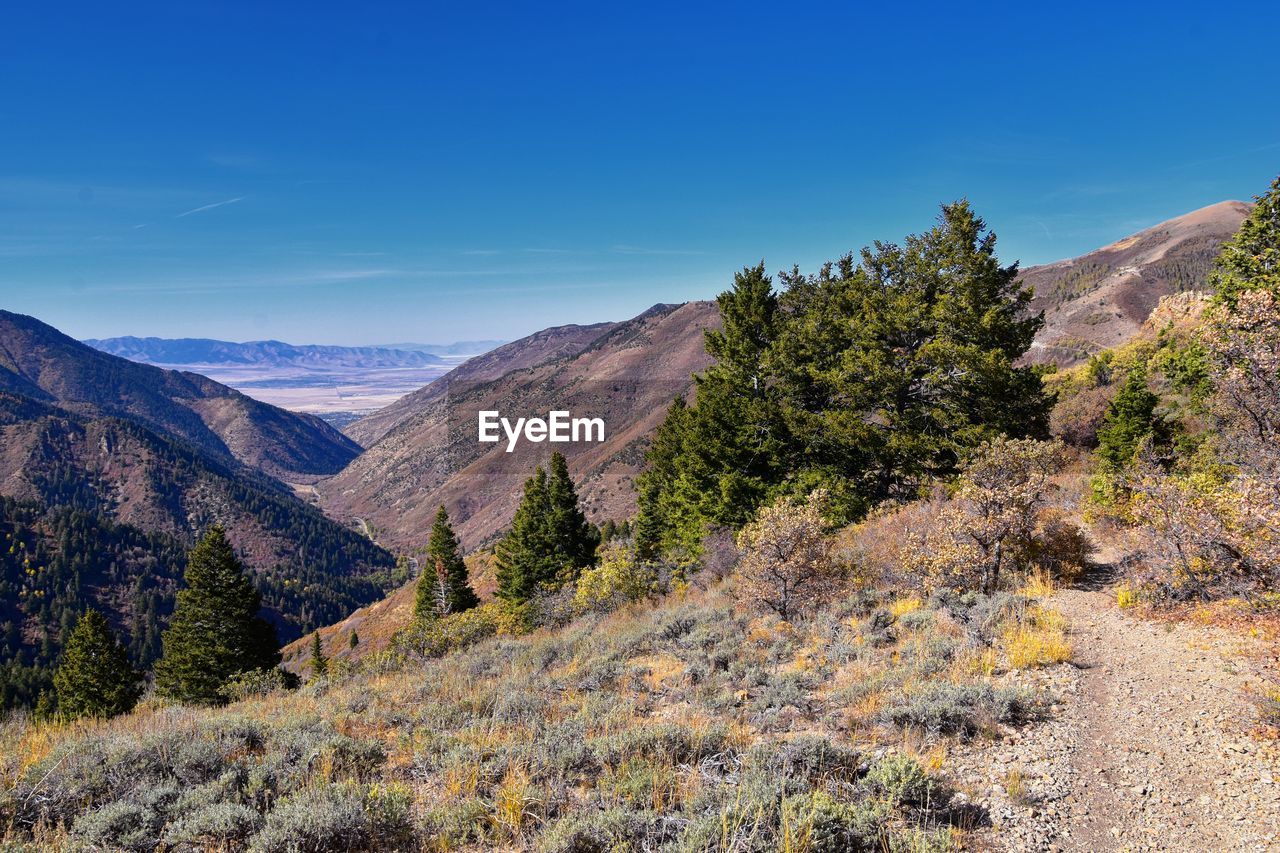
[90,268,401,295]
[176,196,246,218]
[610,244,706,256]
[1169,141,1280,172]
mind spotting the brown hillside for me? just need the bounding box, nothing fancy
[0,310,360,480]
[1022,200,1249,366]
[320,302,718,551]
[0,390,396,641]
[343,320,619,447]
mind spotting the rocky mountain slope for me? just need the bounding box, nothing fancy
[1022,200,1251,366]
[343,320,620,447]
[322,303,717,550]
[0,311,361,480]
[84,336,447,370]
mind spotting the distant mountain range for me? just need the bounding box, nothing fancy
[4,313,362,480]
[375,340,507,357]
[343,321,621,447]
[84,336,451,370]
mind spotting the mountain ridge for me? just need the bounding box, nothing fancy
[322,302,717,550]
[1,311,362,480]
[84,336,449,370]
[1021,199,1251,365]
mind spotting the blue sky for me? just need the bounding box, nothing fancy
[2,2,1278,345]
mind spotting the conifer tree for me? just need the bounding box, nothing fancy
[414,506,477,618]
[154,527,280,705]
[309,631,327,679]
[1097,366,1162,471]
[633,478,663,562]
[349,631,359,649]
[641,202,1050,545]
[1210,175,1280,305]
[546,452,601,584]
[53,608,142,720]
[496,454,599,602]
[496,466,556,602]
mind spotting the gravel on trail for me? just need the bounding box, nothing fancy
[948,587,1279,852]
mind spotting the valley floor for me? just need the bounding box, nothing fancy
[952,581,1280,851]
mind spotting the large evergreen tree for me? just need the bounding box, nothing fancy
[414,506,478,618]
[154,527,281,705]
[52,608,142,720]
[641,202,1050,550]
[496,454,598,602]
[496,467,556,603]
[636,266,786,552]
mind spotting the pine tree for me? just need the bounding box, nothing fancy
[496,455,599,602]
[546,452,600,585]
[1211,175,1280,305]
[309,631,327,679]
[414,506,477,618]
[643,265,786,549]
[633,477,663,562]
[1097,366,1162,471]
[496,467,556,602]
[154,527,281,705]
[52,608,142,720]
[642,202,1049,543]
[349,631,359,649]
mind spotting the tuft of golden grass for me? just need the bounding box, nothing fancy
[1115,583,1138,609]
[1003,606,1072,669]
[491,767,539,840]
[954,647,998,678]
[890,597,923,618]
[1019,568,1055,599]
[1003,767,1028,805]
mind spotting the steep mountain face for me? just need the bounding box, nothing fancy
[84,336,446,369]
[0,390,395,623]
[343,320,620,447]
[1022,200,1250,366]
[322,303,717,550]
[0,311,361,480]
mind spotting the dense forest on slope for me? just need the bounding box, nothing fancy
[0,498,186,710]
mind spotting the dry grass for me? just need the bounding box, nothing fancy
[1002,606,1073,670]
[1,584,1056,851]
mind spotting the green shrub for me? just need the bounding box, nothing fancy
[164,802,263,848]
[536,806,659,852]
[801,791,886,853]
[877,682,1037,738]
[219,667,299,702]
[865,754,938,806]
[248,784,369,853]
